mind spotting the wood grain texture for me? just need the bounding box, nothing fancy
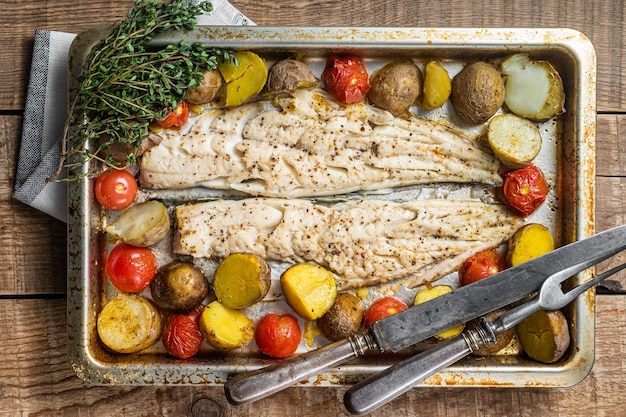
[0,116,65,295]
[1,1,625,415]
[1,0,625,111]
[0,297,623,416]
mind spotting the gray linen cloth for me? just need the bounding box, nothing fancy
[13,0,253,222]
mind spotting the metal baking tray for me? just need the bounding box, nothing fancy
[67,26,596,387]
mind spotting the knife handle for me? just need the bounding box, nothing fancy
[344,321,495,415]
[225,330,377,406]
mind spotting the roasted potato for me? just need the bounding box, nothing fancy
[265,59,318,94]
[422,61,452,110]
[467,308,516,356]
[217,51,268,106]
[97,293,163,353]
[451,61,505,124]
[368,61,422,116]
[507,223,554,267]
[317,292,364,341]
[280,263,338,321]
[487,113,543,168]
[199,301,255,350]
[105,200,170,247]
[186,69,223,105]
[501,53,565,121]
[517,309,570,363]
[414,285,464,340]
[150,261,209,313]
[213,253,271,309]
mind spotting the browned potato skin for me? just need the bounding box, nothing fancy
[368,61,422,116]
[451,62,505,124]
[317,292,364,342]
[467,308,516,356]
[265,59,319,94]
[186,69,223,105]
[517,309,570,363]
[150,261,209,313]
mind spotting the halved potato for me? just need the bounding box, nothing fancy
[213,253,271,309]
[281,263,337,321]
[217,51,268,107]
[517,309,570,363]
[507,223,554,267]
[105,200,170,247]
[487,113,542,168]
[97,293,163,353]
[501,53,565,121]
[422,61,452,110]
[199,301,255,350]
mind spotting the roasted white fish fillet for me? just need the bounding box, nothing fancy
[140,89,501,196]
[174,198,522,290]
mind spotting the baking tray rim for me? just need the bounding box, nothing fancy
[67,26,597,387]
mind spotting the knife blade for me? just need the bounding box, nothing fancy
[370,223,626,352]
[224,224,626,406]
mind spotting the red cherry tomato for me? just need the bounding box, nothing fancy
[94,169,138,211]
[321,55,371,104]
[363,297,409,329]
[255,313,302,358]
[105,243,157,293]
[155,101,189,128]
[162,307,204,359]
[502,165,549,216]
[459,249,506,286]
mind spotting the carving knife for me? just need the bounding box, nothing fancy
[224,224,626,406]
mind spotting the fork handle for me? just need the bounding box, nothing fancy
[344,334,473,415]
[344,319,497,415]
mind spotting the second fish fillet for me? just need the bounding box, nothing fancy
[174,198,522,290]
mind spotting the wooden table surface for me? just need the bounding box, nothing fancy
[1,0,625,416]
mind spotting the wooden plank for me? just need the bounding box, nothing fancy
[2,0,625,111]
[0,116,65,295]
[0,296,623,416]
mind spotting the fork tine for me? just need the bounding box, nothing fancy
[563,262,626,302]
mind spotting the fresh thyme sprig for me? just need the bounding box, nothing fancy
[49,0,237,181]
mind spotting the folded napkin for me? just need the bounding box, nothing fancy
[13,0,253,222]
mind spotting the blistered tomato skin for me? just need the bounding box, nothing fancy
[363,297,409,329]
[459,249,507,286]
[255,313,302,358]
[502,165,549,216]
[155,101,189,128]
[105,243,158,293]
[162,307,204,359]
[322,55,371,104]
[94,169,138,211]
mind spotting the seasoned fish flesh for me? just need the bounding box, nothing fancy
[174,198,522,290]
[140,88,501,196]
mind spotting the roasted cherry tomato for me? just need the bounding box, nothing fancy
[363,297,409,329]
[502,165,549,216]
[162,306,204,359]
[321,54,371,104]
[255,313,302,358]
[459,249,506,286]
[155,101,189,128]
[105,243,157,293]
[94,169,137,211]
